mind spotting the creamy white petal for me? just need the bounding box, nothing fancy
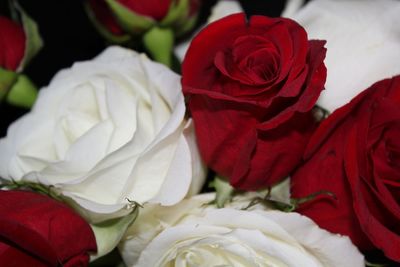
[149,135,192,205]
[292,0,400,112]
[266,211,364,267]
[0,46,205,222]
[121,194,364,267]
[183,119,206,197]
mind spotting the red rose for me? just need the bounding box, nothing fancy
[118,0,173,21]
[182,13,327,190]
[0,190,97,266]
[88,0,125,35]
[291,76,400,262]
[0,16,25,71]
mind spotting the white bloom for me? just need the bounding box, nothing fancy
[0,46,205,222]
[292,0,400,112]
[120,193,364,267]
[174,0,243,62]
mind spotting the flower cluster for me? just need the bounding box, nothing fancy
[0,0,399,266]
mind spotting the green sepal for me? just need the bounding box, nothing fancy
[209,176,235,208]
[0,180,63,202]
[242,189,336,212]
[365,260,387,267]
[0,68,18,102]
[160,0,189,27]
[90,204,139,261]
[6,74,38,108]
[84,1,131,44]
[105,0,155,35]
[143,26,174,67]
[10,0,43,71]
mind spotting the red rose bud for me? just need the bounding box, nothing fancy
[87,0,126,36]
[0,4,42,108]
[87,0,200,36]
[0,190,97,266]
[291,76,400,262]
[0,16,25,71]
[86,0,200,66]
[182,13,327,190]
[118,0,173,21]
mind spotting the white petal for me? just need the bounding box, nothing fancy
[123,124,183,204]
[149,135,192,205]
[266,211,365,267]
[183,119,206,197]
[292,0,400,112]
[140,54,181,111]
[27,120,114,185]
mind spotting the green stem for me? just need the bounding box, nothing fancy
[142,26,174,67]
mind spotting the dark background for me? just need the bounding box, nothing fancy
[0,0,298,136]
[0,0,397,265]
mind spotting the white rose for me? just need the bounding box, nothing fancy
[292,0,400,112]
[120,193,364,267]
[0,46,205,222]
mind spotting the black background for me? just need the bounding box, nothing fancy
[0,0,298,135]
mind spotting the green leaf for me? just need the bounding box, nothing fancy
[83,1,131,44]
[209,176,235,208]
[6,74,38,108]
[160,0,189,27]
[89,206,139,261]
[105,0,155,35]
[142,26,174,67]
[11,1,43,71]
[0,68,18,102]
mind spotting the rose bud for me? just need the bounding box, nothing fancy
[86,0,201,66]
[0,16,26,71]
[291,76,400,262]
[0,3,43,108]
[182,13,327,190]
[0,190,97,266]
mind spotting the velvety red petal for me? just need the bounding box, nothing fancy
[0,241,47,267]
[88,0,124,35]
[118,0,171,20]
[232,113,316,189]
[0,191,97,266]
[188,95,261,178]
[182,13,248,95]
[0,17,25,71]
[291,121,373,248]
[345,127,400,261]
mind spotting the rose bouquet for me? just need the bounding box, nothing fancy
[0,0,399,266]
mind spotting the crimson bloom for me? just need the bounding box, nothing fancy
[292,76,400,262]
[182,13,327,190]
[0,190,97,266]
[0,16,25,71]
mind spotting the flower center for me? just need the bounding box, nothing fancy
[214,35,279,86]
